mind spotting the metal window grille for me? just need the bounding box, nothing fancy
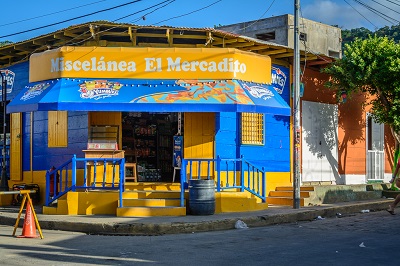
[241,113,264,145]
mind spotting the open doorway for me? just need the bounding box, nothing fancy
[121,112,181,182]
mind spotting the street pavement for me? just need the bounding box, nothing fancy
[0,198,396,236]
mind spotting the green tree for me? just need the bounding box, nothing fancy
[322,35,400,143]
[0,41,12,47]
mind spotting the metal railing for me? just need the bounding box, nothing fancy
[45,155,125,206]
[180,156,266,207]
[367,150,384,180]
[46,154,265,210]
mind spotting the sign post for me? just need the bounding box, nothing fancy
[293,0,301,208]
[0,70,8,191]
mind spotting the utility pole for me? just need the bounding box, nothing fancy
[0,71,8,191]
[293,0,301,209]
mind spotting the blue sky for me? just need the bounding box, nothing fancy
[1,0,398,43]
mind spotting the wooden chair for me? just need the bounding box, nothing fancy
[125,162,137,182]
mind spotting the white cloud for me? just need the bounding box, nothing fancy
[301,0,396,30]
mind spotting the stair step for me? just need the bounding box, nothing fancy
[268,196,305,206]
[125,182,181,191]
[116,206,186,217]
[121,198,182,207]
[269,191,310,197]
[275,186,315,192]
[122,190,186,199]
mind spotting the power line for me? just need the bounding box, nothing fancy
[343,0,379,29]
[0,0,145,39]
[113,0,175,23]
[352,0,399,24]
[66,0,175,46]
[370,0,400,15]
[219,0,276,33]
[0,0,108,28]
[382,0,400,6]
[153,0,223,25]
[14,0,176,63]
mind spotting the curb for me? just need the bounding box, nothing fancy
[0,200,393,236]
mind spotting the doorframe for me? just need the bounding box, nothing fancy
[301,101,338,184]
[365,112,384,181]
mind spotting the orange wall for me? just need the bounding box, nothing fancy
[301,67,395,176]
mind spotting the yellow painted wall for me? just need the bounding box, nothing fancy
[266,172,292,193]
[43,191,119,215]
[217,171,291,198]
[184,112,215,179]
[6,169,86,206]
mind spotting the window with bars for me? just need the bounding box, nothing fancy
[241,113,264,145]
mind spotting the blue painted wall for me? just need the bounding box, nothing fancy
[215,65,291,172]
[1,61,29,101]
[4,62,88,172]
[22,111,88,171]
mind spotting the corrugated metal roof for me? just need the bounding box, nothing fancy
[0,20,329,68]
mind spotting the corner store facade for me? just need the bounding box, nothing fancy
[0,23,297,211]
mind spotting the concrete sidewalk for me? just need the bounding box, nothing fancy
[0,199,395,236]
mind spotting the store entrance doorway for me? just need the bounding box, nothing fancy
[121,112,180,182]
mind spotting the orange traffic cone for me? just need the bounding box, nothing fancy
[17,203,39,238]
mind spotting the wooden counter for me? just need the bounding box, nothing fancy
[83,150,125,186]
[83,149,125,159]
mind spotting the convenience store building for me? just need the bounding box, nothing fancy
[0,22,326,215]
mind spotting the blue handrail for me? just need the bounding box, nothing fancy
[180,156,266,207]
[45,155,125,206]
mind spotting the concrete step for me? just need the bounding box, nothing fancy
[125,182,181,191]
[42,205,58,215]
[268,196,305,206]
[216,191,267,212]
[275,186,315,192]
[116,206,186,217]
[121,198,182,207]
[122,190,187,199]
[269,191,311,198]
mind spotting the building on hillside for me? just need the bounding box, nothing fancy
[217,14,394,185]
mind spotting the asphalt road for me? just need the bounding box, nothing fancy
[0,209,398,266]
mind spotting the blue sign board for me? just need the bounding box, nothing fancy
[173,135,183,168]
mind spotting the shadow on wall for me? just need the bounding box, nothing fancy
[300,71,342,183]
[302,101,341,183]
[301,70,368,183]
[337,93,367,175]
[384,124,396,170]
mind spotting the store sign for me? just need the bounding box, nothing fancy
[29,46,271,84]
[271,66,287,94]
[173,135,183,168]
[0,69,15,94]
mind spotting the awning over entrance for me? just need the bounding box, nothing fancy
[7,78,290,116]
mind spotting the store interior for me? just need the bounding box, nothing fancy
[121,112,180,182]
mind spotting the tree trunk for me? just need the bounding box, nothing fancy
[391,127,400,149]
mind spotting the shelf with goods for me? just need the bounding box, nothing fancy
[157,120,174,179]
[88,125,119,149]
[121,125,136,181]
[133,124,161,182]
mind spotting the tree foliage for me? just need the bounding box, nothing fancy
[322,35,400,135]
[0,41,12,47]
[341,24,400,50]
